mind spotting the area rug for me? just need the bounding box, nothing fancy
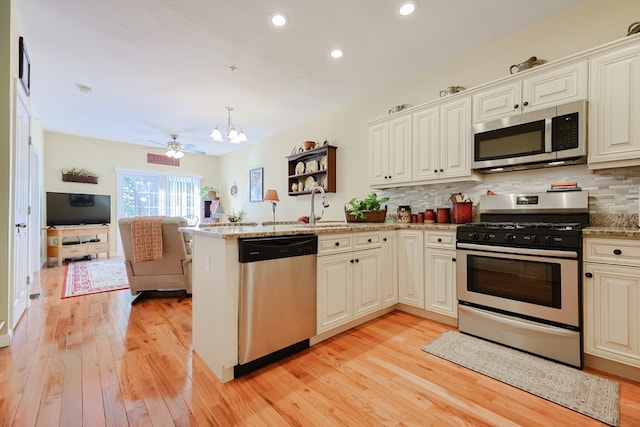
[422,331,619,426]
[62,260,129,298]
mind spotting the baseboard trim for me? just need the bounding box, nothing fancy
[0,322,11,348]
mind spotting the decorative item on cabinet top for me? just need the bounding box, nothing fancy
[509,56,547,74]
[61,167,98,184]
[286,145,337,196]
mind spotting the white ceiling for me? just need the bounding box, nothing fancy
[15,0,583,156]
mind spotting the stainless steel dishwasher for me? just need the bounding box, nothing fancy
[236,234,317,376]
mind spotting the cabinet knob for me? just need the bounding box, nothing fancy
[335,242,340,247]
[523,101,529,106]
[383,237,387,242]
[585,272,593,278]
[439,169,443,173]
[437,238,442,243]
[452,257,456,262]
[355,258,359,263]
[350,259,355,263]
[514,104,519,109]
[613,249,622,255]
[434,169,438,173]
[367,238,372,243]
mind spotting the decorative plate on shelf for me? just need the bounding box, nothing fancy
[295,161,305,175]
[304,176,315,191]
[320,155,328,170]
[306,159,318,173]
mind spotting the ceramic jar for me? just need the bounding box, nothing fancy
[397,205,411,223]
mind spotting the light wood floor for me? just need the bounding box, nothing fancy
[1,262,639,426]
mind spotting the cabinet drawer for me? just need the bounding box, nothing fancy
[86,242,108,253]
[425,231,456,249]
[318,234,353,255]
[353,232,381,250]
[60,245,88,257]
[583,238,640,267]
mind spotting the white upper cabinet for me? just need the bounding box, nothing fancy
[413,96,480,183]
[588,43,640,169]
[368,113,412,186]
[472,61,587,123]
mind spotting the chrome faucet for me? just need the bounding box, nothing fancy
[309,186,330,226]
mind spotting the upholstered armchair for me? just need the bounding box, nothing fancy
[118,216,192,304]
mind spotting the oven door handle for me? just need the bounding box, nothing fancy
[459,305,578,337]
[456,242,578,259]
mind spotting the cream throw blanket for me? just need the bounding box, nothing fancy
[131,216,163,262]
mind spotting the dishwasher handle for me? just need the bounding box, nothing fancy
[238,234,318,263]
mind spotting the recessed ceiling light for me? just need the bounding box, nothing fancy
[270,13,287,28]
[398,1,417,16]
[330,49,343,59]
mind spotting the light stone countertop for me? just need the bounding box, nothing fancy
[181,221,458,239]
[582,226,640,239]
[180,222,639,240]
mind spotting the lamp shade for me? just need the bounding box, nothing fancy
[264,189,280,202]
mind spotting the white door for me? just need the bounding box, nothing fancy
[12,82,31,329]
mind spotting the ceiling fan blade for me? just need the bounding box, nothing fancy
[183,143,206,155]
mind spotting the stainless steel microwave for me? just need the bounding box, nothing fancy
[472,100,586,172]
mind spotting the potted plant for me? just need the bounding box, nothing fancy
[61,167,99,184]
[200,186,219,199]
[345,193,389,223]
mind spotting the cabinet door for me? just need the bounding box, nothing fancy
[412,105,439,181]
[388,114,412,184]
[368,121,389,185]
[522,61,587,112]
[381,231,398,307]
[397,230,424,308]
[354,248,383,318]
[583,262,640,367]
[439,97,471,179]
[588,44,640,168]
[425,248,457,318]
[317,253,354,333]
[472,81,520,123]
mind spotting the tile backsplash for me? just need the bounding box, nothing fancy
[379,164,640,227]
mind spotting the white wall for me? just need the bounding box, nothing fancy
[43,132,219,254]
[217,0,640,223]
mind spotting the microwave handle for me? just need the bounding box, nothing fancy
[544,118,552,153]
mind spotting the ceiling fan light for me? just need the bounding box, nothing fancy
[174,150,184,159]
[166,149,176,157]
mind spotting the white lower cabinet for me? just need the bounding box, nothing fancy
[397,230,424,308]
[381,231,398,307]
[317,232,382,333]
[424,230,457,318]
[583,237,640,368]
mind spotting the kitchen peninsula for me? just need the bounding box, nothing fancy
[182,221,454,382]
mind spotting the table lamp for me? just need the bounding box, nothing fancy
[264,189,280,222]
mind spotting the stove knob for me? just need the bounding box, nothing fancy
[545,235,554,244]
[506,234,516,242]
[471,232,480,240]
[531,235,539,243]
[483,233,491,241]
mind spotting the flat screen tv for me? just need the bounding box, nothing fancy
[46,192,111,226]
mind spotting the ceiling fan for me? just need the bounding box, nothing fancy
[149,134,206,158]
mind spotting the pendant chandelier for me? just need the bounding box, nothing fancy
[210,106,248,144]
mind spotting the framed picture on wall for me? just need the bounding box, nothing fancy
[249,168,263,202]
[18,36,31,96]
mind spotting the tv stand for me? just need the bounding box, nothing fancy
[46,225,110,267]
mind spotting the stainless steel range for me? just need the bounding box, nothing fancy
[456,191,589,368]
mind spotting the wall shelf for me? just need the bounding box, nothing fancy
[287,145,337,196]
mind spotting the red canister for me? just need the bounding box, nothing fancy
[424,209,436,223]
[436,208,450,223]
[417,212,424,223]
[452,202,473,224]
